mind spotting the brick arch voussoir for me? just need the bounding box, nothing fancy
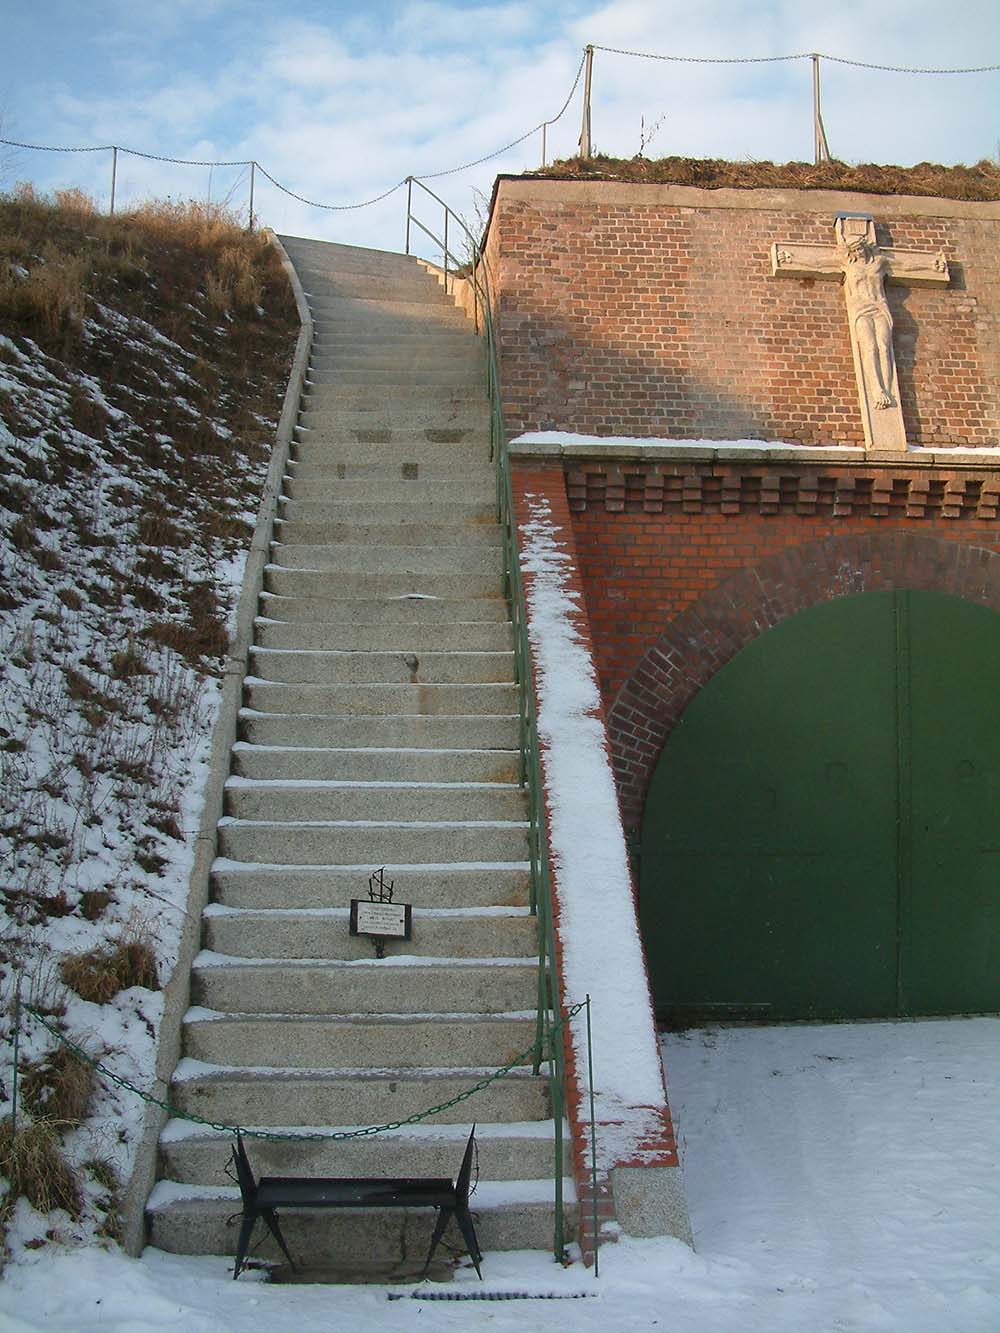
[608,531,1000,831]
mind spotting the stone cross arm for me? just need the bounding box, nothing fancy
[771,241,950,287]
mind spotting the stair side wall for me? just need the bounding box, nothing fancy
[120,234,312,1255]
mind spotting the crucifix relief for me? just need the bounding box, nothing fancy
[770,212,951,452]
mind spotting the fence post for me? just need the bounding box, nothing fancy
[405,177,413,255]
[812,54,832,163]
[541,121,547,168]
[109,146,118,216]
[578,45,594,159]
[11,968,22,1135]
[248,160,256,231]
[443,207,449,293]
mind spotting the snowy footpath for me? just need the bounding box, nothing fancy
[3,1018,998,1331]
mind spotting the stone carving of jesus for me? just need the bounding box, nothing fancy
[838,231,895,410]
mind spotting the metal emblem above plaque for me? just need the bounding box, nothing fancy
[350,867,412,957]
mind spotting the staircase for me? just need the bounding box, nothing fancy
[146,237,570,1270]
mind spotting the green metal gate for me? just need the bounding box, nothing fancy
[639,589,1000,1023]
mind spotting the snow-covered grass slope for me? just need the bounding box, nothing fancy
[0,187,296,1256]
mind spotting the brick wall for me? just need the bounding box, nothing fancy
[509,452,1000,830]
[488,180,1000,449]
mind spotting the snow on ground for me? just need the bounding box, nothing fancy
[3,1017,997,1331]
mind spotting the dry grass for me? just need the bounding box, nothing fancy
[60,925,159,1005]
[0,1118,83,1222]
[59,941,158,1003]
[19,1046,96,1128]
[529,154,1000,200]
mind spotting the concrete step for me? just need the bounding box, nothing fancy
[203,903,535,958]
[303,277,456,305]
[231,743,519,783]
[248,648,513,685]
[287,445,492,473]
[298,411,489,438]
[147,1190,569,1265]
[168,1064,548,1126]
[309,348,485,372]
[267,545,501,576]
[190,957,536,1015]
[210,861,531,910]
[278,237,424,274]
[272,519,502,550]
[254,621,512,652]
[307,367,480,387]
[306,298,470,325]
[304,383,484,408]
[237,711,520,749]
[262,567,503,600]
[279,474,494,504]
[160,1123,560,1185]
[223,779,525,824]
[182,1012,537,1069]
[243,678,517,715]
[294,423,490,447]
[217,819,530,865]
[277,496,496,525]
[258,592,510,625]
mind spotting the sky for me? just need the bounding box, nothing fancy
[1,1,998,255]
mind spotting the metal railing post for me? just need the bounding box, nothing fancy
[248,160,256,231]
[443,208,449,293]
[578,45,594,160]
[812,54,832,163]
[109,145,118,216]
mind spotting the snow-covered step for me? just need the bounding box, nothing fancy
[160,1121,562,1185]
[168,1063,549,1126]
[258,591,511,625]
[231,742,519,783]
[183,1011,537,1069]
[253,620,512,653]
[217,818,530,865]
[238,712,520,750]
[148,1190,573,1265]
[222,778,527,823]
[190,956,537,1015]
[247,647,514,684]
[242,680,518,716]
[268,544,501,576]
[210,861,531,911]
[281,464,492,498]
[263,566,503,600]
[203,904,536,959]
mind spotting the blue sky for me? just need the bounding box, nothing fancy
[2,1,998,253]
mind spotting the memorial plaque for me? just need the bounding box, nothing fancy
[350,899,412,941]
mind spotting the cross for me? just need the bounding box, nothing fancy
[770,212,951,452]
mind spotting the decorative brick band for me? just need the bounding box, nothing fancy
[567,462,1000,521]
[607,531,1000,830]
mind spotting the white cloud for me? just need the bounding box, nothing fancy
[6,0,998,250]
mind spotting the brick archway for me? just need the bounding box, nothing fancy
[607,532,1000,830]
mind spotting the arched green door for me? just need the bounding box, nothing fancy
[639,590,1000,1023]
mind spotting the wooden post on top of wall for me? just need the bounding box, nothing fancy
[578,45,594,160]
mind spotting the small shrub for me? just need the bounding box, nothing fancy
[20,1046,95,1127]
[110,644,151,680]
[59,922,159,1003]
[79,889,112,921]
[0,1117,83,1220]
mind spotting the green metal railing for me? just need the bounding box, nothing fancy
[405,178,573,1260]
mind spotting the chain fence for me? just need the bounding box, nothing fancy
[13,995,587,1144]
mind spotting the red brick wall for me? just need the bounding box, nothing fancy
[489,181,1000,448]
[510,455,1000,830]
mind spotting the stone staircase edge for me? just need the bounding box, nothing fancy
[121,231,312,1257]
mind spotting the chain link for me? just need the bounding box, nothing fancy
[22,1001,585,1142]
[591,45,1000,74]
